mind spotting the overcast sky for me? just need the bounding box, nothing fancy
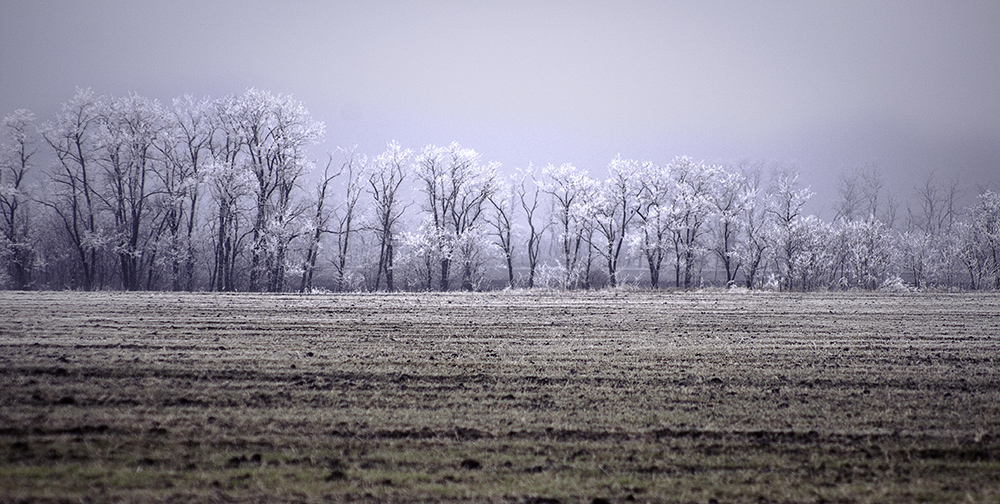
[2,0,998,214]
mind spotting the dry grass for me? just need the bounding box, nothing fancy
[0,290,998,503]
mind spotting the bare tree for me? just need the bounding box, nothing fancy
[834,168,862,222]
[859,164,884,220]
[487,176,517,289]
[517,166,545,288]
[909,170,960,235]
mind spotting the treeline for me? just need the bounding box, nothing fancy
[1,89,999,292]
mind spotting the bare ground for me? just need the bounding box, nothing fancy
[0,290,998,503]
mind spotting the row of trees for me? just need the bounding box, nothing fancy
[1,89,323,291]
[2,89,999,291]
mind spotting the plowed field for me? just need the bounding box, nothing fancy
[1,291,998,503]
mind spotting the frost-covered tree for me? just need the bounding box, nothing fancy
[838,217,894,290]
[414,143,499,290]
[791,215,835,291]
[766,169,815,290]
[709,165,749,287]
[204,157,250,292]
[962,190,1000,289]
[328,147,366,292]
[897,229,933,289]
[633,160,671,289]
[206,94,250,292]
[978,191,1000,289]
[96,93,165,290]
[398,219,439,291]
[594,156,640,288]
[40,88,106,290]
[368,141,409,291]
[450,159,500,290]
[666,157,719,288]
[899,171,963,289]
[453,220,497,291]
[412,144,449,288]
[731,162,770,289]
[1,109,38,289]
[954,221,989,289]
[231,88,323,292]
[154,95,213,291]
[13,84,1000,292]
[542,163,597,289]
[299,154,340,292]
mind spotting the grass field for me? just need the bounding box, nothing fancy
[1,290,998,503]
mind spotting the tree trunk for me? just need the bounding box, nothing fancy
[439,257,451,291]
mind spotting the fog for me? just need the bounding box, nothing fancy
[3,1,998,213]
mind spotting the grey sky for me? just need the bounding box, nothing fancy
[2,0,998,213]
